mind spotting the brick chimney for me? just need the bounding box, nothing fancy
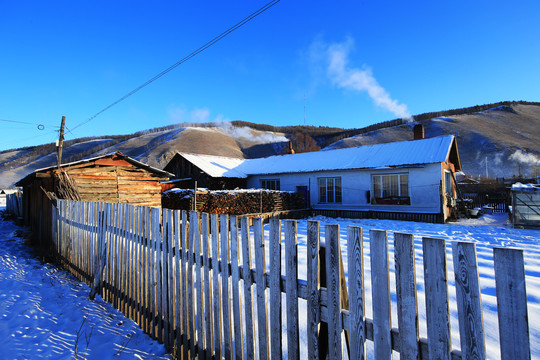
[413,124,424,140]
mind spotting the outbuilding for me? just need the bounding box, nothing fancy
[15,152,173,245]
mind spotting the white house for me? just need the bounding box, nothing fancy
[166,134,462,223]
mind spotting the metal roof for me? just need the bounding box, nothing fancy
[178,135,460,178]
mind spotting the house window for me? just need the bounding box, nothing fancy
[372,174,410,205]
[261,179,280,190]
[318,177,342,203]
[445,171,452,195]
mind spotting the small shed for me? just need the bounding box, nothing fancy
[15,152,173,246]
[511,183,540,228]
[164,152,248,190]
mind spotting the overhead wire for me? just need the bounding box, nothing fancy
[71,0,281,132]
[0,118,54,130]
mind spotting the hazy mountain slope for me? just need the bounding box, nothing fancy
[1,102,538,188]
[326,104,540,178]
[0,125,288,188]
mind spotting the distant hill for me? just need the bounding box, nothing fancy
[1,101,539,188]
[327,102,540,179]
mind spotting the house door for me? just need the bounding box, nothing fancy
[296,186,309,208]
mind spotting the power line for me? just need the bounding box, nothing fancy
[71,0,281,132]
[0,118,53,130]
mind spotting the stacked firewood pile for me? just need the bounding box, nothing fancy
[162,189,306,215]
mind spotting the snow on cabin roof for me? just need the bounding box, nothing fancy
[178,153,248,178]
[180,135,458,178]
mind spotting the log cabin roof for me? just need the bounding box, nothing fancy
[172,135,462,178]
[15,152,173,186]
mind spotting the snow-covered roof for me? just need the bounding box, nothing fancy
[179,135,459,178]
[511,182,540,192]
[178,153,248,178]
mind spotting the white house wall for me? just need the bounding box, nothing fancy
[246,163,443,214]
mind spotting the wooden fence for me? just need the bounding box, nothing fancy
[51,199,531,359]
[5,191,23,218]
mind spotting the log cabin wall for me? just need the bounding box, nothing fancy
[62,158,167,207]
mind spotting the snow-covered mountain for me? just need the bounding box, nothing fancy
[1,102,539,188]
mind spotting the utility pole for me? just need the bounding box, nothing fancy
[57,116,66,168]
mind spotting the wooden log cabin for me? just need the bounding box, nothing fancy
[15,152,173,246]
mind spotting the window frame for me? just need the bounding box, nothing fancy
[371,173,410,205]
[261,178,280,191]
[318,176,342,204]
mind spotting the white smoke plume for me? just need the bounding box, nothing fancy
[509,150,540,165]
[317,38,411,120]
[216,121,288,143]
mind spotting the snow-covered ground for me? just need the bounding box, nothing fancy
[2,196,538,359]
[0,206,170,360]
[287,213,540,359]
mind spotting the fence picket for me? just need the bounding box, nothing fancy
[220,214,233,360]
[286,220,300,360]
[211,214,222,359]
[423,237,452,360]
[325,224,341,360]
[202,213,213,359]
[181,210,190,360]
[394,232,419,359]
[254,217,269,360]
[162,209,171,349]
[370,229,392,360]
[270,219,283,360]
[192,210,205,358]
[348,226,365,360]
[187,210,195,358]
[230,216,244,360]
[241,216,255,360]
[493,247,531,360]
[174,210,182,356]
[452,242,486,359]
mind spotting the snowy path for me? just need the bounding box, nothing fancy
[0,209,170,360]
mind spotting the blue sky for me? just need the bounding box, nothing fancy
[1,0,539,151]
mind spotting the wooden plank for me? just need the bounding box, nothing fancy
[191,210,204,359]
[174,210,183,357]
[493,247,531,360]
[143,206,151,335]
[325,224,341,360]
[211,214,223,360]
[167,208,175,349]
[89,208,108,300]
[220,214,233,360]
[269,218,283,360]
[182,210,192,360]
[202,213,213,359]
[154,207,163,344]
[452,241,486,359]
[162,209,171,349]
[394,232,419,360]
[423,237,452,360]
[241,216,255,360]
[285,220,300,360]
[230,216,244,360]
[149,206,157,339]
[253,217,269,360]
[348,226,365,360]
